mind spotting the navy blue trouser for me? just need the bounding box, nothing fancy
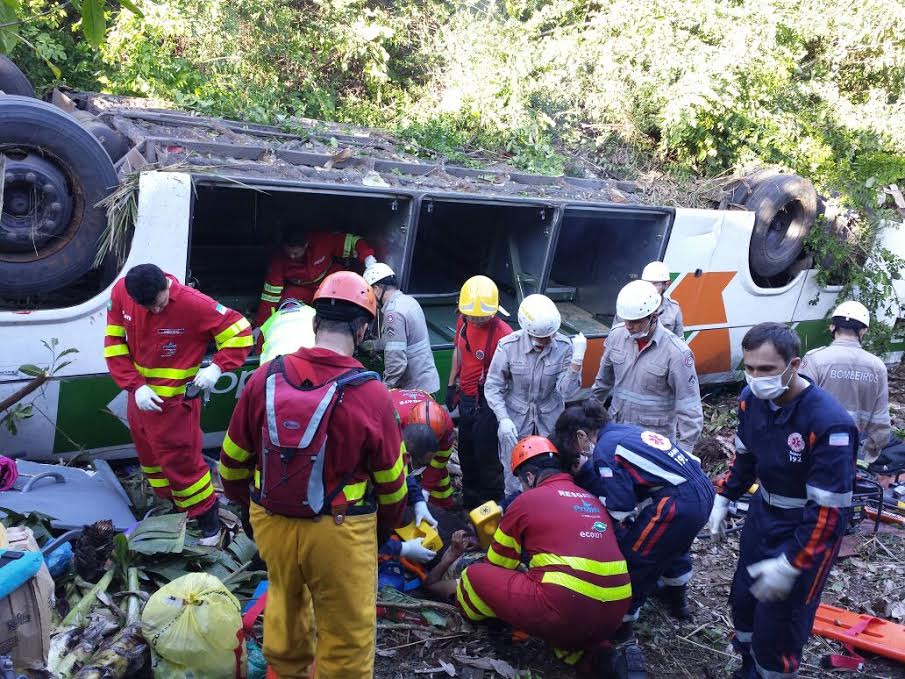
[617,473,715,617]
[730,493,848,678]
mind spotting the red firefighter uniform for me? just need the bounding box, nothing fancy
[256,232,375,325]
[218,347,407,678]
[103,275,253,517]
[457,473,631,665]
[391,389,455,508]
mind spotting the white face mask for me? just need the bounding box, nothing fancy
[744,363,793,400]
[628,318,653,340]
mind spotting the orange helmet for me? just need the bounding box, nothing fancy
[313,271,377,319]
[405,398,452,441]
[511,436,559,474]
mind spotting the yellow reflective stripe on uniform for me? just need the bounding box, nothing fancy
[456,579,484,621]
[171,471,212,498]
[487,547,519,569]
[104,344,130,358]
[141,465,162,474]
[133,362,200,380]
[105,324,126,337]
[430,485,454,499]
[218,463,251,481]
[553,649,583,665]
[261,293,282,303]
[148,477,170,488]
[222,433,252,463]
[343,480,368,503]
[492,527,522,554]
[263,283,283,294]
[148,384,187,397]
[342,233,361,259]
[220,335,254,349]
[529,554,629,577]
[377,484,407,505]
[173,484,215,509]
[541,572,632,602]
[430,454,450,469]
[373,452,405,483]
[214,317,251,346]
[254,469,261,489]
[461,571,495,618]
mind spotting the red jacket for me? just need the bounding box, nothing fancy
[219,348,407,529]
[104,275,253,397]
[453,315,512,397]
[487,473,631,600]
[256,232,375,325]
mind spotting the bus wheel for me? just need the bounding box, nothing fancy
[0,56,34,97]
[746,173,817,280]
[0,96,118,296]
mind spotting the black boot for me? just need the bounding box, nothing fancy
[655,584,692,620]
[611,643,647,679]
[197,506,221,546]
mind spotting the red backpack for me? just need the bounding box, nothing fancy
[255,355,379,518]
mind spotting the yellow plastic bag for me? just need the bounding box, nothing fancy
[141,573,246,679]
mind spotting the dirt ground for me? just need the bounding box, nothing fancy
[372,365,905,678]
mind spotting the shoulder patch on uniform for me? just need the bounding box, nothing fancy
[598,466,614,478]
[641,430,673,451]
[215,303,227,315]
[498,333,519,344]
[386,313,396,324]
[683,352,694,368]
[829,432,850,447]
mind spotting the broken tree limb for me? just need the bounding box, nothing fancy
[0,372,49,413]
[376,599,460,615]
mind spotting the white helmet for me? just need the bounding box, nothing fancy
[641,261,670,283]
[831,300,870,328]
[616,280,661,321]
[362,262,395,287]
[518,294,561,338]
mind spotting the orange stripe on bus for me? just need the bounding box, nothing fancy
[670,272,736,326]
[687,327,732,373]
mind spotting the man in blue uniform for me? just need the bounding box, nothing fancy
[708,322,858,679]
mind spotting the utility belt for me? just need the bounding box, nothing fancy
[759,486,807,509]
[251,487,376,524]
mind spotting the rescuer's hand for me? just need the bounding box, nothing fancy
[414,501,438,528]
[400,538,436,563]
[498,418,519,451]
[707,494,730,542]
[193,364,223,391]
[364,255,377,269]
[135,385,163,412]
[747,554,799,602]
[571,332,587,363]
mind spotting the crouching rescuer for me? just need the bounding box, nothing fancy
[219,271,407,679]
[104,264,253,545]
[454,436,644,677]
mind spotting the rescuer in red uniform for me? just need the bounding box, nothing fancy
[455,436,645,677]
[255,229,376,328]
[219,271,407,679]
[103,264,253,545]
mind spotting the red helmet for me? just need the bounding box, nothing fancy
[313,271,377,319]
[405,398,452,441]
[511,436,559,474]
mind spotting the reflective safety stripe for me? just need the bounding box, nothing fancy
[675,395,701,409]
[407,338,431,355]
[141,465,162,474]
[173,484,215,509]
[342,233,361,259]
[261,293,282,303]
[104,344,130,358]
[220,335,254,349]
[541,571,632,602]
[222,433,252,462]
[434,448,453,460]
[373,452,405,483]
[377,483,407,505]
[493,527,522,554]
[754,655,798,679]
[553,648,583,665]
[487,547,520,569]
[461,571,495,618]
[456,579,485,621]
[148,477,170,488]
[343,480,368,503]
[430,485,454,499]
[660,570,693,586]
[384,341,408,352]
[254,469,261,489]
[171,471,212,498]
[529,553,628,577]
[214,317,251,347]
[149,384,187,397]
[760,487,808,509]
[105,324,126,337]
[734,630,753,643]
[263,283,283,294]
[615,445,687,486]
[430,455,450,470]
[735,435,748,454]
[612,388,674,407]
[133,362,199,380]
[806,485,853,508]
[218,463,251,481]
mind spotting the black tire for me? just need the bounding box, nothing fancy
[0,56,35,97]
[724,168,781,208]
[746,174,817,279]
[0,96,118,296]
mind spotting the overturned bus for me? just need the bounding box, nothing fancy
[1,88,903,461]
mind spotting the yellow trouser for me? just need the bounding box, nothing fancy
[250,503,377,679]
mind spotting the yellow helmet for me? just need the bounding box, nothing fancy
[458,275,509,317]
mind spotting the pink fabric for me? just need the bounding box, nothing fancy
[0,456,19,491]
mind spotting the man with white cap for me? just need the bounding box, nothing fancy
[364,262,440,394]
[592,280,702,452]
[484,294,586,493]
[798,300,891,463]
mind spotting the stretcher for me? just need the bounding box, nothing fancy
[812,604,905,666]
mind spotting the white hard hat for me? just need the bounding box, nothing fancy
[831,300,870,328]
[616,280,661,321]
[517,294,561,338]
[362,262,395,286]
[641,261,670,283]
